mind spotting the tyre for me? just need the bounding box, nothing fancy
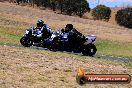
[49,41,60,52]
[76,75,87,85]
[20,37,33,47]
[73,46,81,53]
[82,44,97,56]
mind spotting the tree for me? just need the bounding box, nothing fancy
[78,0,90,17]
[115,8,132,28]
[6,0,90,17]
[92,5,111,21]
[58,0,90,17]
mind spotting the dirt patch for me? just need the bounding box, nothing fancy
[0,46,132,87]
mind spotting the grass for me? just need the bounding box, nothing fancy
[0,2,132,87]
[0,13,35,25]
[0,45,132,88]
[0,24,132,59]
[0,25,24,44]
[95,39,132,58]
[17,45,131,68]
[0,2,132,69]
[16,66,31,73]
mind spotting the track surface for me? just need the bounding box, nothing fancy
[0,43,131,62]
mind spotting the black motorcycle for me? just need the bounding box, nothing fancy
[20,27,52,47]
[46,30,69,51]
[20,27,97,56]
[48,30,97,56]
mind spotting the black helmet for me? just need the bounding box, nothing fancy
[65,24,73,32]
[66,24,73,29]
[37,19,44,27]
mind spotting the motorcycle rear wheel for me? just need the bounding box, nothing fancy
[82,44,97,56]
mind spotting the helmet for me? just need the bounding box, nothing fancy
[37,19,44,27]
[65,24,73,32]
[66,24,73,29]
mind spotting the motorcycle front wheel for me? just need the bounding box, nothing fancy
[20,37,33,47]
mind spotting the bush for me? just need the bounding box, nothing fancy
[92,5,111,21]
[115,8,132,28]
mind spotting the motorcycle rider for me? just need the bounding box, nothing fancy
[33,19,53,44]
[36,19,45,28]
[62,24,85,51]
[35,19,53,39]
[62,24,84,42]
[61,24,83,36]
[61,24,74,33]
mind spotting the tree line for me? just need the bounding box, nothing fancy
[2,0,131,28]
[5,0,90,17]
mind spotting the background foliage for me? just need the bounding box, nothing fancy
[115,8,132,28]
[92,5,111,21]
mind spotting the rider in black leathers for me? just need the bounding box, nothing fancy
[62,24,85,42]
[33,19,53,44]
[61,24,85,51]
[36,19,53,39]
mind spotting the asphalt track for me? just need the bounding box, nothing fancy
[0,43,132,63]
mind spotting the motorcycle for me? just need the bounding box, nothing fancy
[20,26,52,47]
[20,27,97,56]
[49,30,69,51]
[47,30,97,56]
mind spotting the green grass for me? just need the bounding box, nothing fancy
[0,25,24,44]
[95,39,132,58]
[0,25,132,59]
